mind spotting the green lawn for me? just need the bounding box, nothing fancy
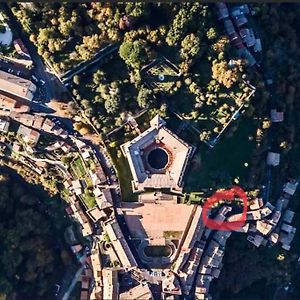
[185,118,257,192]
[142,57,180,92]
[82,192,97,209]
[71,157,86,179]
[107,146,138,202]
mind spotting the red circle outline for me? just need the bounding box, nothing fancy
[202,186,248,231]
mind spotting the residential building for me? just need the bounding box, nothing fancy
[42,118,55,132]
[90,166,106,186]
[95,188,113,208]
[216,2,229,20]
[80,290,89,300]
[17,124,40,146]
[81,221,93,237]
[256,220,273,235]
[270,109,284,122]
[249,198,263,210]
[230,32,245,48]
[87,206,106,223]
[0,118,9,133]
[247,234,264,247]
[119,283,153,300]
[283,180,298,196]
[80,275,90,290]
[0,93,30,114]
[230,5,249,27]
[71,244,82,254]
[0,70,36,101]
[239,28,256,47]
[253,38,262,52]
[105,220,138,269]
[224,19,235,35]
[282,210,295,224]
[13,39,31,59]
[238,48,256,66]
[72,179,83,196]
[267,152,280,166]
[90,244,102,299]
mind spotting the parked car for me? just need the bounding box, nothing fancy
[31,75,38,83]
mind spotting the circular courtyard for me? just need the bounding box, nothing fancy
[147,147,169,170]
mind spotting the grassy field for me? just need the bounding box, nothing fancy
[142,57,180,92]
[71,157,86,178]
[107,146,138,202]
[82,192,97,209]
[185,118,257,192]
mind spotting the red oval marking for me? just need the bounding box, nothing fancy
[202,186,248,231]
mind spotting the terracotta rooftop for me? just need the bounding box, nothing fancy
[0,70,36,100]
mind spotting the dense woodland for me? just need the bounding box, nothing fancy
[211,234,298,299]
[13,2,251,140]
[0,170,73,300]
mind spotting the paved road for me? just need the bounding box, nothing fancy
[60,251,87,300]
[61,265,84,300]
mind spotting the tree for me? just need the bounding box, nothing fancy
[137,86,153,108]
[119,40,147,69]
[212,60,239,88]
[67,101,79,116]
[180,33,201,60]
[73,75,80,85]
[93,70,106,85]
[104,94,120,114]
[206,27,217,40]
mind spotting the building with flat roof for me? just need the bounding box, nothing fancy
[121,115,194,193]
[0,118,9,133]
[0,70,36,101]
[119,283,153,300]
[267,152,280,166]
[102,268,119,300]
[105,220,138,269]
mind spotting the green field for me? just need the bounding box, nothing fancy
[185,118,257,192]
[107,147,138,202]
[142,57,180,92]
[70,157,86,178]
[82,191,97,209]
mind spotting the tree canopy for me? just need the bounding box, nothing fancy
[0,170,72,299]
[119,40,147,69]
